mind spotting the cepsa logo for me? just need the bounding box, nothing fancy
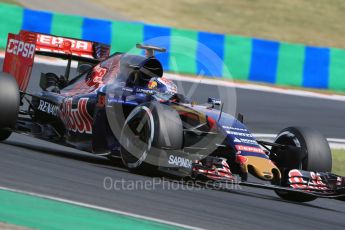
[37,34,91,51]
[59,98,93,134]
[6,39,35,58]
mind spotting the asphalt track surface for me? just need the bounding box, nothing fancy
[1,61,345,229]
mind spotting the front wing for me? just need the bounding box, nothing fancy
[191,159,345,200]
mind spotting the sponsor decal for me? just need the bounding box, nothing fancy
[37,100,58,116]
[59,98,93,134]
[239,138,257,144]
[233,137,241,143]
[86,65,107,87]
[37,34,91,51]
[168,155,192,168]
[227,131,253,138]
[222,126,247,132]
[34,34,96,59]
[235,145,265,154]
[122,87,133,93]
[6,38,35,58]
[135,88,155,95]
[3,32,36,92]
[233,137,257,144]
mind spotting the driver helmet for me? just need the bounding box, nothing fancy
[147,77,177,101]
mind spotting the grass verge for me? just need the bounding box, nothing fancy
[332,149,345,176]
[0,0,20,6]
[92,0,345,49]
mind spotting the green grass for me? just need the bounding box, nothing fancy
[92,0,345,49]
[332,149,345,176]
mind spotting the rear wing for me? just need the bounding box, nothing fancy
[3,30,110,91]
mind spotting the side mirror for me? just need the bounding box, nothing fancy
[237,113,244,123]
[208,97,221,107]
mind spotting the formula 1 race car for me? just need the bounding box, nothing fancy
[1,30,345,202]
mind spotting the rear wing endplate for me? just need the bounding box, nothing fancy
[3,30,110,91]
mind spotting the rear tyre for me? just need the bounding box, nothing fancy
[0,72,20,141]
[272,126,332,202]
[120,102,183,174]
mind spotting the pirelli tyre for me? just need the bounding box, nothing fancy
[0,72,20,141]
[272,126,332,202]
[120,102,183,174]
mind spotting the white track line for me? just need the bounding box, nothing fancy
[0,186,203,230]
[166,73,345,102]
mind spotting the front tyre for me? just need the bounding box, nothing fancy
[272,126,332,202]
[120,102,183,174]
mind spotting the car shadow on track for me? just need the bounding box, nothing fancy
[4,139,127,172]
[214,185,344,213]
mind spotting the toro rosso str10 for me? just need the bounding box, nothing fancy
[1,30,345,202]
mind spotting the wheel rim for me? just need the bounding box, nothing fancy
[120,106,154,168]
[274,131,303,170]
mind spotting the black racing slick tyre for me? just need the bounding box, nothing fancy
[120,102,183,174]
[0,72,20,141]
[273,126,332,202]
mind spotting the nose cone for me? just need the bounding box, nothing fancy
[240,156,281,181]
